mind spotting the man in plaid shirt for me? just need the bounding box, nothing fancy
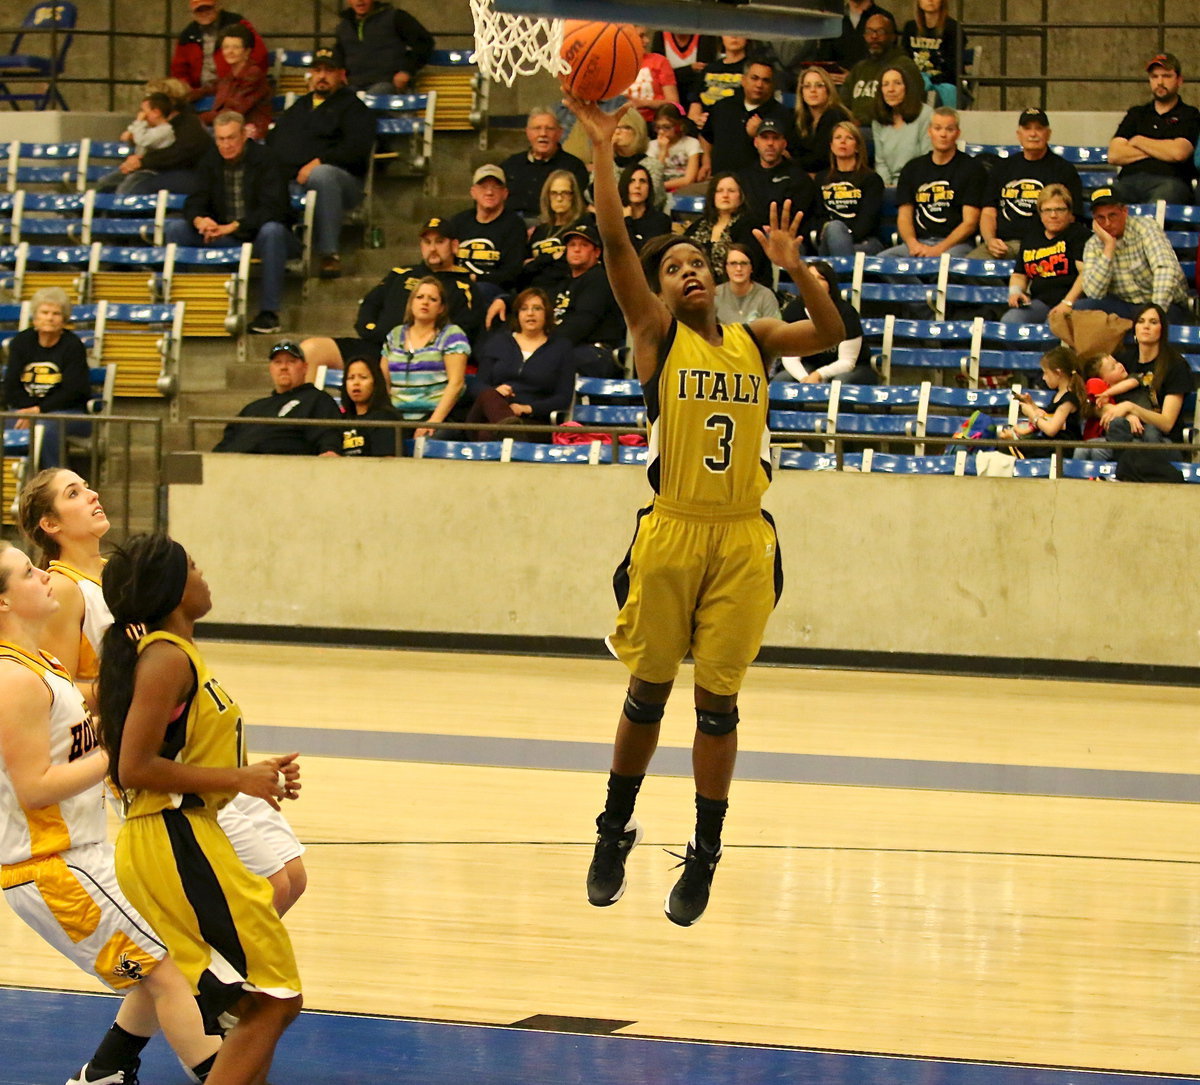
[1058,188,1191,324]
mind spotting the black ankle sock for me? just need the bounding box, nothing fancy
[89,1024,150,1076]
[695,793,729,852]
[601,771,644,828]
[192,1052,218,1081]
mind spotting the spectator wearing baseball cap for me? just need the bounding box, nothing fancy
[170,0,269,101]
[266,47,375,278]
[969,106,1083,261]
[213,339,342,455]
[736,113,818,276]
[1059,188,1191,325]
[552,221,627,379]
[1108,52,1200,206]
[299,216,499,382]
[447,165,529,289]
[333,0,434,95]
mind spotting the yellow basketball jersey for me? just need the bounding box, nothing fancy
[47,560,110,682]
[0,642,105,865]
[123,632,245,820]
[644,320,772,514]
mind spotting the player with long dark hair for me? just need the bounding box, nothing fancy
[98,534,302,1084]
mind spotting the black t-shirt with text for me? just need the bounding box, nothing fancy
[984,151,1083,240]
[896,150,987,240]
[1016,221,1090,306]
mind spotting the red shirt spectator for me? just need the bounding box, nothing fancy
[171,0,268,101]
[624,27,680,123]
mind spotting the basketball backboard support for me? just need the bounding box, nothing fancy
[490,0,842,40]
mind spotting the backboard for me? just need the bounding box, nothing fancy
[491,0,843,40]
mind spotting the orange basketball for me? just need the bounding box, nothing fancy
[560,21,643,103]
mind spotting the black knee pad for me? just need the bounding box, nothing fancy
[623,690,666,724]
[696,706,739,736]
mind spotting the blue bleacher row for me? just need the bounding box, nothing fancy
[297,370,1200,480]
[393,437,1200,482]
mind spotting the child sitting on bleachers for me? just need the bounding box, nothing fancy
[998,344,1085,451]
[95,93,175,193]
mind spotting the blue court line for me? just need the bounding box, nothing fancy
[1,988,1196,1085]
[253,725,1200,803]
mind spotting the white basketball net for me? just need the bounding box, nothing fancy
[470,0,569,87]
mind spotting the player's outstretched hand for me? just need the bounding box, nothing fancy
[563,94,630,149]
[752,199,804,270]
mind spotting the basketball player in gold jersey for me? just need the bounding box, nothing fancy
[567,95,843,925]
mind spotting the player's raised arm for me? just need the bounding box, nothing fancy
[564,95,670,345]
[749,201,844,361]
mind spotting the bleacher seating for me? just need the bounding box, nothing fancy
[161,243,251,337]
[359,91,437,234]
[94,300,184,397]
[415,49,487,131]
[12,242,90,302]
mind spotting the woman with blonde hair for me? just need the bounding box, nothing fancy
[611,107,666,209]
[521,169,590,291]
[382,276,470,437]
[790,67,852,173]
[815,121,885,256]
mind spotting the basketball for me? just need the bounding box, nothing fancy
[560,21,643,103]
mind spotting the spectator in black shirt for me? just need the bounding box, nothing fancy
[267,49,376,280]
[620,164,672,253]
[1002,183,1090,325]
[699,60,792,179]
[971,107,1083,260]
[501,108,591,220]
[816,120,885,255]
[337,355,400,457]
[448,165,529,289]
[1109,52,1200,206]
[333,0,433,94]
[881,107,985,258]
[821,1,895,82]
[3,287,91,468]
[163,112,293,336]
[736,117,819,274]
[775,261,877,384]
[552,221,626,378]
[214,340,342,454]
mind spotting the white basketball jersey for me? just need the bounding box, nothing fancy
[0,643,106,865]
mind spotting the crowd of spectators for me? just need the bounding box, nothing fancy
[6,1,1199,471]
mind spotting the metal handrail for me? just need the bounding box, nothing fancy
[1,410,165,538]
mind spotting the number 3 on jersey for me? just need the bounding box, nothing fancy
[704,413,735,472]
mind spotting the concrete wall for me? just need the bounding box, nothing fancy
[168,455,1200,670]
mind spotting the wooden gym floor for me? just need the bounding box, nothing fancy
[1,643,1197,1083]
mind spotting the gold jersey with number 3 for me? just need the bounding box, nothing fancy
[645,320,771,512]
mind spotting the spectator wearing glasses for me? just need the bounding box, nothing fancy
[971,107,1082,261]
[521,170,591,293]
[1003,184,1089,325]
[715,243,781,324]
